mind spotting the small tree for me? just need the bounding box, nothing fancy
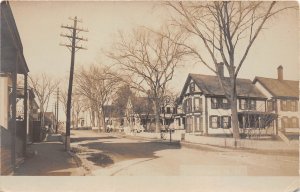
[108,27,187,132]
[166,1,295,139]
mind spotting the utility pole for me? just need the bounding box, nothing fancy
[56,87,59,133]
[60,16,88,151]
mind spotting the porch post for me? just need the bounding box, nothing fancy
[11,70,17,169]
[23,73,28,156]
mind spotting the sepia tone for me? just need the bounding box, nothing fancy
[0,1,299,192]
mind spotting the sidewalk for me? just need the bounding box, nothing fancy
[14,134,83,176]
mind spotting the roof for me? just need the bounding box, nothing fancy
[253,77,299,99]
[1,1,29,74]
[179,74,266,102]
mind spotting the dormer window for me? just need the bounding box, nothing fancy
[190,82,195,92]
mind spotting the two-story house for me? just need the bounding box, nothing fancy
[177,63,274,136]
[253,65,299,134]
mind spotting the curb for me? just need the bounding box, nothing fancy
[67,150,91,176]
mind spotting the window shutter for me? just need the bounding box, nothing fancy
[296,118,299,128]
[199,98,202,111]
[228,116,231,128]
[209,116,212,128]
[217,116,221,128]
[287,100,291,111]
[220,116,224,128]
[295,101,298,112]
[239,99,241,109]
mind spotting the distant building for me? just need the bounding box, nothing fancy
[176,63,276,136]
[253,65,299,134]
[124,96,155,131]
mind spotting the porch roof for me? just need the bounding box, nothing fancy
[1,2,29,75]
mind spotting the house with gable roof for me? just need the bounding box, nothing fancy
[253,65,299,134]
[175,63,277,136]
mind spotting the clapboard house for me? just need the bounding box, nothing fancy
[176,63,276,136]
[253,65,299,134]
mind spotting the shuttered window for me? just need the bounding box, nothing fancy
[210,116,220,128]
[194,97,202,112]
[221,116,231,129]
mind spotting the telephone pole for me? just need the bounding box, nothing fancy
[60,16,88,151]
[56,87,59,133]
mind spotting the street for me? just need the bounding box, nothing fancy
[70,130,299,176]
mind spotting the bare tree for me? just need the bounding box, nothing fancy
[59,89,68,116]
[72,93,85,128]
[108,27,187,132]
[166,1,295,139]
[75,64,120,131]
[29,73,59,128]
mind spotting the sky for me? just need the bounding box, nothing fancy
[9,1,299,118]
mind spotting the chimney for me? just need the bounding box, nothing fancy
[277,65,283,81]
[217,62,224,78]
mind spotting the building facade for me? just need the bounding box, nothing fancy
[176,63,276,136]
[254,66,299,134]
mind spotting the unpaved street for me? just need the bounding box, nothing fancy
[70,130,298,176]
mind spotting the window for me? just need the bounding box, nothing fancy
[267,100,274,111]
[281,117,288,128]
[290,101,297,112]
[211,98,218,109]
[190,82,195,92]
[239,99,256,110]
[291,117,299,128]
[240,99,247,110]
[184,98,193,113]
[194,97,202,112]
[221,116,231,128]
[186,116,193,133]
[166,107,171,114]
[222,98,230,109]
[249,100,256,110]
[161,107,165,113]
[281,100,287,111]
[194,116,203,132]
[210,116,220,128]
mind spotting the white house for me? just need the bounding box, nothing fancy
[176,63,276,136]
[253,65,299,134]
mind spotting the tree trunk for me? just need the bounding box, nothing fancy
[76,112,79,128]
[154,99,161,133]
[231,96,240,139]
[96,110,102,132]
[229,69,240,139]
[102,113,106,132]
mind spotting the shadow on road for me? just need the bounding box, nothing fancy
[85,153,114,167]
[71,136,117,143]
[78,141,181,167]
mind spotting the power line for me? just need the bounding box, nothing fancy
[60,16,88,151]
